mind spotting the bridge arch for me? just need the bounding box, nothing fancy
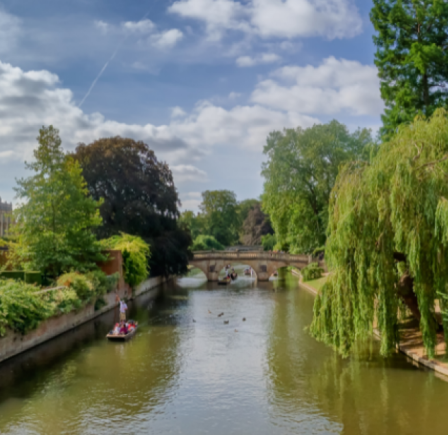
[215,260,259,280]
[189,251,319,282]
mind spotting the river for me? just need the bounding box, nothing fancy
[0,267,448,434]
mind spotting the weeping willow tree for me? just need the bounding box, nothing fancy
[310,109,448,358]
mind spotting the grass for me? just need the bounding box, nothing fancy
[304,275,328,292]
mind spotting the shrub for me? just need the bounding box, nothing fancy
[301,262,324,282]
[57,272,95,302]
[0,269,118,336]
[101,233,150,287]
[41,288,83,315]
[191,235,224,251]
[0,280,52,335]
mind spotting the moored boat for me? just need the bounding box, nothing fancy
[218,277,231,285]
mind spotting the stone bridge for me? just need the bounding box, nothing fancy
[190,250,324,281]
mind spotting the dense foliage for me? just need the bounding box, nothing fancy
[311,110,448,358]
[371,0,448,139]
[101,233,150,287]
[301,263,324,282]
[0,270,118,336]
[0,280,52,335]
[57,270,119,302]
[13,126,104,276]
[74,137,191,277]
[198,190,240,246]
[261,234,276,251]
[179,211,206,241]
[262,121,372,254]
[191,235,225,251]
[181,195,265,247]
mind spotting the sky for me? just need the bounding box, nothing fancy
[0,0,383,211]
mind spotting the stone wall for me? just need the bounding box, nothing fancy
[0,261,171,364]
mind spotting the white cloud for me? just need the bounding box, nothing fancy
[172,101,318,151]
[0,10,21,54]
[187,191,202,198]
[169,0,362,40]
[171,106,187,118]
[250,0,361,39]
[0,60,318,176]
[171,165,208,182]
[122,19,155,34]
[180,192,203,211]
[251,57,383,116]
[236,52,280,67]
[94,20,109,34]
[228,92,241,100]
[0,150,14,160]
[169,0,249,40]
[150,29,184,49]
[181,198,202,211]
[0,61,190,164]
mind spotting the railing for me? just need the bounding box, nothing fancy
[192,250,311,263]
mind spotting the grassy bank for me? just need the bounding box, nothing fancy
[304,276,328,292]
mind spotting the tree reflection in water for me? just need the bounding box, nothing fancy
[266,275,448,435]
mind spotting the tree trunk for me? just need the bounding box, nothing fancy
[396,271,421,321]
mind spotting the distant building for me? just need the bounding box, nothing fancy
[0,198,12,237]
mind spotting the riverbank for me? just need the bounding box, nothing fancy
[292,268,448,379]
[0,275,171,364]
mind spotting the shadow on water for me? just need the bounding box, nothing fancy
[0,284,172,405]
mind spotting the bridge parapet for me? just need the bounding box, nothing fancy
[192,250,311,263]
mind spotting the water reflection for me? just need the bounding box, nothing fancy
[266,275,448,435]
[0,272,448,434]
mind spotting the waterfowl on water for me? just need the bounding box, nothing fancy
[218,312,224,317]
[224,320,229,324]
[242,318,246,321]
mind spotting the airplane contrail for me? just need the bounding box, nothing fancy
[78,1,161,108]
[78,49,118,108]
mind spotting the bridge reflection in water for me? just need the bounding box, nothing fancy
[189,250,324,281]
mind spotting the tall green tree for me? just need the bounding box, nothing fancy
[199,190,240,246]
[311,110,448,358]
[179,210,206,241]
[371,0,448,139]
[262,121,372,254]
[74,137,192,277]
[14,126,104,276]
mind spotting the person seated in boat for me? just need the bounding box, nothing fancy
[127,321,136,331]
[112,323,120,335]
[119,321,128,335]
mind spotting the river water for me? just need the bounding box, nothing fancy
[1,268,448,434]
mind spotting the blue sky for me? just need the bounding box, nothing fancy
[0,0,382,210]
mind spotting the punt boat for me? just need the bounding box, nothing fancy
[106,322,138,341]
